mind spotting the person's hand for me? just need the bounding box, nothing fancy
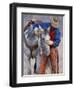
[46,40,54,45]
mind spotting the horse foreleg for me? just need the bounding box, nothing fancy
[23,53,31,75]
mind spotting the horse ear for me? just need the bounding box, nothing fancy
[39,25,44,32]
[47,26,51,32]
[24,20,35,31]
[31,20,35,24]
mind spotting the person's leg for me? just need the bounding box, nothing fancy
[50,48,59,73]
[57,50,59,73]
[39,54,48,74]
[23,54,31,75]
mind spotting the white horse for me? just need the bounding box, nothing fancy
[23,24,50,75]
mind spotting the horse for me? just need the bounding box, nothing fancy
[22,22,51,75]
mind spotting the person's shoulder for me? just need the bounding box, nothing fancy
[54,28,61,37]
[56,28,61,33]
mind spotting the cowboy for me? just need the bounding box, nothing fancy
[38,16,61,74]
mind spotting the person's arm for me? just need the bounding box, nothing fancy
[52,29,61,47]
[46,29,61,47]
